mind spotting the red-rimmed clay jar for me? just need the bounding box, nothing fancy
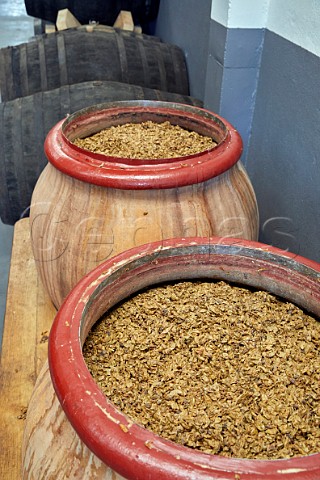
[29,100,258,308]
[22,237,320,479]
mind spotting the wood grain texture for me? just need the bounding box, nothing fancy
[22,361,126,479]
[0,28,189,102]
[30,161,259,308]
[22,362,124,480]
[0,218,57,480]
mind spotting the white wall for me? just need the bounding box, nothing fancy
[267,0,320,56]
[211,0,269,28]
[211,0,320,56]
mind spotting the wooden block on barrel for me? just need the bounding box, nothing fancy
[56,8,81,31]
[113,10,134,31]
[45,24,56,34]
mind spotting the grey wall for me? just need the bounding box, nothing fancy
[204,20,264,159]
[247,31,320,262]
[155,0,212,101]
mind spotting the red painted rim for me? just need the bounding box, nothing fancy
[48,237,320,480]
[44,101,243,189]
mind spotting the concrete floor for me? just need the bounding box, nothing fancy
[0,0,34,347]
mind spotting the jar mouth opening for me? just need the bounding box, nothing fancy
[61,100,228,166]
[49,237,320,479]
[46,100,243,188]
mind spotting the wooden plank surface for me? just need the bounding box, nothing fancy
[0,218,57,480]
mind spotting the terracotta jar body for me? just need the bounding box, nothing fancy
[22,237,320,479]
[30,101,259,307]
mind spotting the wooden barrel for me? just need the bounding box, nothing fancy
[22,237,320,479]
[29,100,259,308]
[0,27,189,102]
[25,0,160,28]
[0,81,201,225]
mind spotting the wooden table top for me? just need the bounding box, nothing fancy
[0,218,57,479]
